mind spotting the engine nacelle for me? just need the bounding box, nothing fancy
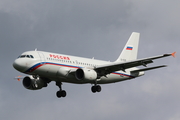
[22,76,46,90]
[75,68,97,81]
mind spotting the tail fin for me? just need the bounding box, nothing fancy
[115,32,140,62]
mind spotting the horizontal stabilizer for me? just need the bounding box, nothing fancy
[131,65,167,73]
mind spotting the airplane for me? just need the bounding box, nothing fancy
[13,32,175,98]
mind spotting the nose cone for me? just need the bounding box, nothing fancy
[13,59,27,72]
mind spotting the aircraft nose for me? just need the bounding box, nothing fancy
[13,59,27,72]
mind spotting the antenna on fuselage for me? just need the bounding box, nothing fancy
[35,48,37,51]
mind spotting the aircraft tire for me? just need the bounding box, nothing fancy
[61,90,67,97]
[56,90,66,98]
[56,91,62,98]
[96,85,101,92]
[91,86,97,93]
[91,85,101,93]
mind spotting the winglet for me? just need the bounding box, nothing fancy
[17,76,22,81]
[171,52,176,57]
[15,76,22,81]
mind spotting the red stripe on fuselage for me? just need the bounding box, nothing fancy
[26,62,134,78]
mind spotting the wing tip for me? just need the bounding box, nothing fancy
[171,52,176,57]
[15,75,22,81]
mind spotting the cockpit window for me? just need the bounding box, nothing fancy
[26,55,30,58]
[18,55,34,59]
[30,55,34,58]
[19,55,26,58]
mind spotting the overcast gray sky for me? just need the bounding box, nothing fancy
[0,0,180,120]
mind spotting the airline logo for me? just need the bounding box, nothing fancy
[126,46,133,50]
[49,54,71,60]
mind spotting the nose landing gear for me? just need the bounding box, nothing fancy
[56,82,66,98]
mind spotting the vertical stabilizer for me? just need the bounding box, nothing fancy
[115,32,140,62]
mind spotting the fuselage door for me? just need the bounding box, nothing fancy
[38,52,46,64]
[75,60,79,66]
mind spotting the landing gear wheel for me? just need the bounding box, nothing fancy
[96,85,101,92]
[61,90,66,97]
[91,86,97,93]
[56,91,62,98]
[91,85,101,93]
[56,90,67,98]
[56,82,67,98]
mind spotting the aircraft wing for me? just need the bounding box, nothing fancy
[94,52,175,77]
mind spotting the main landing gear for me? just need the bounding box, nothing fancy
[56,82,66,98]
[91,80,101,93]
[91,85,101,93]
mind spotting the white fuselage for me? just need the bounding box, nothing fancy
[13,50,143,84]
[12,32,172,98]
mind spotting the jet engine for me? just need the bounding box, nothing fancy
[22,76,47,90]
[75,68,97,81]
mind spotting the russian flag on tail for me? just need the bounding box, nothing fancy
[126,46,133,50]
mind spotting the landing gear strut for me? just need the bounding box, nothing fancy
[56,82,66,98]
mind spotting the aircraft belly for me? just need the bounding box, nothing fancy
[97,73,132,84]
[52,72,133,84]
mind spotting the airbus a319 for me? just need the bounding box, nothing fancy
[13,32,175,98]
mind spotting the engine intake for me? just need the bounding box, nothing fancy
[75,68,97,81]
[23,76,46,90]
